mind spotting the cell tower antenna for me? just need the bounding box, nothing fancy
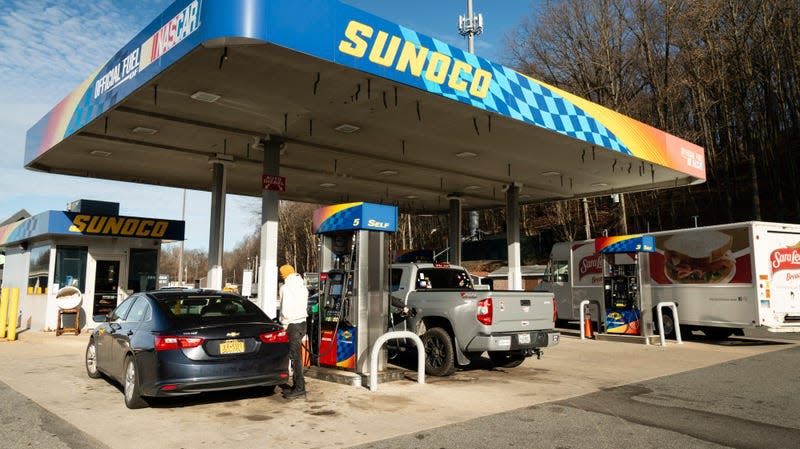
[457,0,484,54]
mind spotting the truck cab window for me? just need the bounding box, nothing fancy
[417,269,473,290]
[549,260,568,282]
[390,268,403,292]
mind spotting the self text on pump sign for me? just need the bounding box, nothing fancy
[338,20,493,100]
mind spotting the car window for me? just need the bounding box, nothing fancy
[108,296,136,322]
[155,293,269,323]
[126,297,151,323]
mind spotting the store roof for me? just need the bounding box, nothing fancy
[24,0,705,213]
[0,210,184,247]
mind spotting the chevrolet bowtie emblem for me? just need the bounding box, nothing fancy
[226,332,240,337]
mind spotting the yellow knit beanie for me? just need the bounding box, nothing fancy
[279,264,295,279]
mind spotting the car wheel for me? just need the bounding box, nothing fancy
[85,339,102,379]
[123,356,148,409]
[421,327,456,377]
[488,351,526,368]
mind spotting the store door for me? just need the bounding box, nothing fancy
[93,259,122,319]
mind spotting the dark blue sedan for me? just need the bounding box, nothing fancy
[85,290,289,409]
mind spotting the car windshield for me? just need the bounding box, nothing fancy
[154,293,269,323]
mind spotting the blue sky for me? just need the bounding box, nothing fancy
[0,0,537,251]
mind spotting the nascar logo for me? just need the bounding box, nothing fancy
[93,0,201,99]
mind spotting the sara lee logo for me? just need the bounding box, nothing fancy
[771,248,800,273]
[579,254,602,278]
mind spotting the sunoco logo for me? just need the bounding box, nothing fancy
[579,254,602,279]
[69,214,170,238]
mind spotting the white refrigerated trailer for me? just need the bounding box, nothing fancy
[537,222,800,338]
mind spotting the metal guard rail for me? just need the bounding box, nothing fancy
[370,331,425,392]
[657,302,683,346]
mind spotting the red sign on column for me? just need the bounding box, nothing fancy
[262,175,286,192]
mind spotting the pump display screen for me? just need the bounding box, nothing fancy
[330,283,342,296]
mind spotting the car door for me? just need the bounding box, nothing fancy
[102,296,137,381]
[109,296,152,377]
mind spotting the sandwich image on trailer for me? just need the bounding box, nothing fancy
[537,222,800,339]
[663,230,736,284]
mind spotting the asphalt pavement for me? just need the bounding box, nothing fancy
[0,380,108,449]
[354,328,800,449]
[0,327,797,449]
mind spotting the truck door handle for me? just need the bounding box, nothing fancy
[126,330,134,336]
[521,300,531,307]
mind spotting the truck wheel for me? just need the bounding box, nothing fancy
[654,310,676,339]
[488,351,526,368]
[421,327,456,376]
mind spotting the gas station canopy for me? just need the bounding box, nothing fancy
[25,0,705,213]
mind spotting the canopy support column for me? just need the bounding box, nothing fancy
[506,183,522,290]
[448,195,462,265]
[207,155,232,290]
[259,138,282,318]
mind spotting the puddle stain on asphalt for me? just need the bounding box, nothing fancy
[245,414,273,421]
[346,395,410,412]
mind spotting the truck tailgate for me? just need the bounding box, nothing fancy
[490,292,554,332]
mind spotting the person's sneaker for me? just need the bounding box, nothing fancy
[282,389,306,400]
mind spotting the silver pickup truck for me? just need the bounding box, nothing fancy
[389,262,560,376]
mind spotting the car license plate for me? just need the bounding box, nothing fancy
[219,339,244,354]
[518,333,531,344]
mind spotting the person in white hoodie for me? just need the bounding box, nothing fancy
[279,264,309,400]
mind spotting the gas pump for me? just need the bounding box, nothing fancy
[312,202,397,376]
[595,235,656,335]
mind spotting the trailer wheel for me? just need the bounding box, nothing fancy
[488,351,526,368]
[421,327,456,376]
[655,310,676,339]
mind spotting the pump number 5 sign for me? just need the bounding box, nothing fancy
[262,175,286,192]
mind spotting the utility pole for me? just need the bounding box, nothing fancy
[458,0,484,54]
[582,198,591,239]
[177,189,186,284]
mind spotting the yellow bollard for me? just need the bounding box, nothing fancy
[0,288,8,339]
[7,288,20,341]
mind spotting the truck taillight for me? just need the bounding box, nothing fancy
[553,298,558,324]
[477,298,493,325]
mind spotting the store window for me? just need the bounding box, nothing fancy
[55,246,88,292]
[27,244,51,295]
[128,249,158,293]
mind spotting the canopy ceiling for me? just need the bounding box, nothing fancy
[25,0,705,214]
